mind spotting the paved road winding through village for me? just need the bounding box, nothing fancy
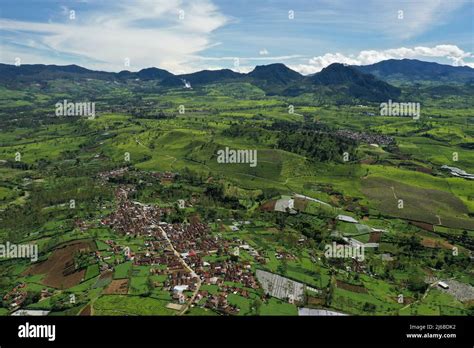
[157,226,202,315]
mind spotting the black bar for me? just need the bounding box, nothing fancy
[0,316,472,346]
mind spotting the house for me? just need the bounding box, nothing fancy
[298,308,348,316]
[178,293,186,304]
[173,285,189,293]
[381,253,394,262]
[337,215,358,223]
[438,281,449,289]
[274,197,297,214]
[11,309,50,316]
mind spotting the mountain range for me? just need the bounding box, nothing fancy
[1,59,473,102]
[355,59,474,85]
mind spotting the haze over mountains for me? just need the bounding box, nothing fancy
[1,59,473,102]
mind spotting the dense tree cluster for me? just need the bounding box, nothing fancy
[277,130,356,162]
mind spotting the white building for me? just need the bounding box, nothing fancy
[337,215,358,223]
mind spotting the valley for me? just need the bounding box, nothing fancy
[0,59,473,317]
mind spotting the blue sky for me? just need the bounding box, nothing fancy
[0,0,473,74]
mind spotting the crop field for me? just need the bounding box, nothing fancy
[361,176,474,229]
[93,295,175,316]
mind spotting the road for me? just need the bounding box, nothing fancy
[157,226,202,315]
[399,278,449,312]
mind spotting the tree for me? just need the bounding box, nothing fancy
[407,272,427,293]
[277,258,288,276]
[145,276,154,296]
[252,298,262,315]
[363,302,376,312]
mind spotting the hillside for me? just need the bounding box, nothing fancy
[308,63,401,101]
[354,59,474,85]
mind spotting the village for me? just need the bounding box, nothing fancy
[63,167,474,316]
[3,166,472,318]
[94,178,267,314]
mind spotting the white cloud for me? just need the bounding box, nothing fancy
[194,54,304,62]
[231,66,254,74]
[291,45,474,74]
[0,0,229,73]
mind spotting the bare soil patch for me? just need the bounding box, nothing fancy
[25,240,94,289]
[260,200,276,212]
[410,221,434,232]
[336,280,368,294]
[103,279,129,294]
[420,237,453,250]
[368,231,382,243]
[307,296,325,306]
[293,198,308,211]
[79,304,91,316]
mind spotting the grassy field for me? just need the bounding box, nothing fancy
[93,295,175,315]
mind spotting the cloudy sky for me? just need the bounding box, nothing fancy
[0,0,473,74]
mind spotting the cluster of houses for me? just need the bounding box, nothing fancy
[3,283,27,309]
[227,219,252,231]
[275,250,296,261]
[95,183,270,314]
[161,223,220,255]
[101,187,169,236]
[335,129,394,146]
[237,242,265,263]
[98,168,179,186]
[74,219,94,232]
[141,242,183,269]
[3,283,53,313]
[159,222,263,312]
[167,272,198,306]
[151,171,178,184]
[5,285,50,308]
[97,167,129,181]
[199,291,240,315]
[94,239,129,271]
[204,260,259,289]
